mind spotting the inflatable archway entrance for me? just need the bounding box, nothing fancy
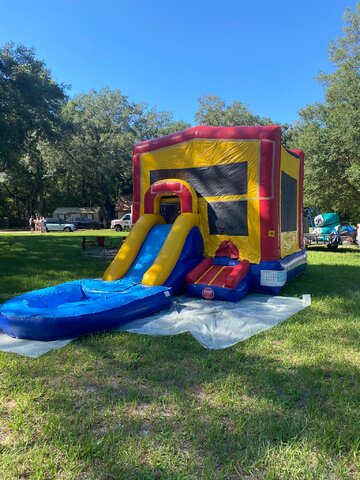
[143,179,198,215]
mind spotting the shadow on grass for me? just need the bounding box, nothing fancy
[283,262,360,298]
[4,330,359,479]
[306,245,359,254]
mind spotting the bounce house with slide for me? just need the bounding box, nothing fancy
[0,125,307,341]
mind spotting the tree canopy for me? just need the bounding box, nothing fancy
[0,42,67,168]
[0,43,68,222]
[294,4,360,220]
[0,46,188,224]
[194,94,293,147]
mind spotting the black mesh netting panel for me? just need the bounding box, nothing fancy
[207,201,248,236]
[150,163,248,198]
[281,172,297,232]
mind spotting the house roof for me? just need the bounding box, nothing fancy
[115,196,132,211]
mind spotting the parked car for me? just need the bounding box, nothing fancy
[110,213,132,231]
[66,216,100,230]
[45,218,77,232]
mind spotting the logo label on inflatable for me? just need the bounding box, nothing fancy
[202,287,215,300]
[260,270,287,287]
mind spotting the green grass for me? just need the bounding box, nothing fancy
[0,235,359,479]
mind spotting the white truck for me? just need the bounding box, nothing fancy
[110,212,132,232]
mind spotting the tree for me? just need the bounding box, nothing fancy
[194,95,292,146]
[295,4,360,220]
[49,88,189,221]
[0,42,67,220]
[134,107,190,139]
[195,95,264,126]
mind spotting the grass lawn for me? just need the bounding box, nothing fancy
[0,232,359,480]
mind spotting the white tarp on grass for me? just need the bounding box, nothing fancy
[118,294,311,349]
[0,335,72,358]
[0,294,310,357]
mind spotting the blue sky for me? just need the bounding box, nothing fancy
[0,0,357,125]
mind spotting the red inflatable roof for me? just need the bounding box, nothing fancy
[134,125,282,154]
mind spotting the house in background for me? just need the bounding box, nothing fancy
[53,207,101,221]
[114,195,132,219]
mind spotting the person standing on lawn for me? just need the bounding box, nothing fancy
[35,216,41,233]
[29,216,35,233]
[40,216,46,233]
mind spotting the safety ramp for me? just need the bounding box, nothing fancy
[186,257,250,302]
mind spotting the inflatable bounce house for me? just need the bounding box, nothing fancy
[0,126,306,341]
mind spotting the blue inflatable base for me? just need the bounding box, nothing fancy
[187,276,249,302]
[250,250,307,295]
[186,250,307,301]
[0,283,172,341]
